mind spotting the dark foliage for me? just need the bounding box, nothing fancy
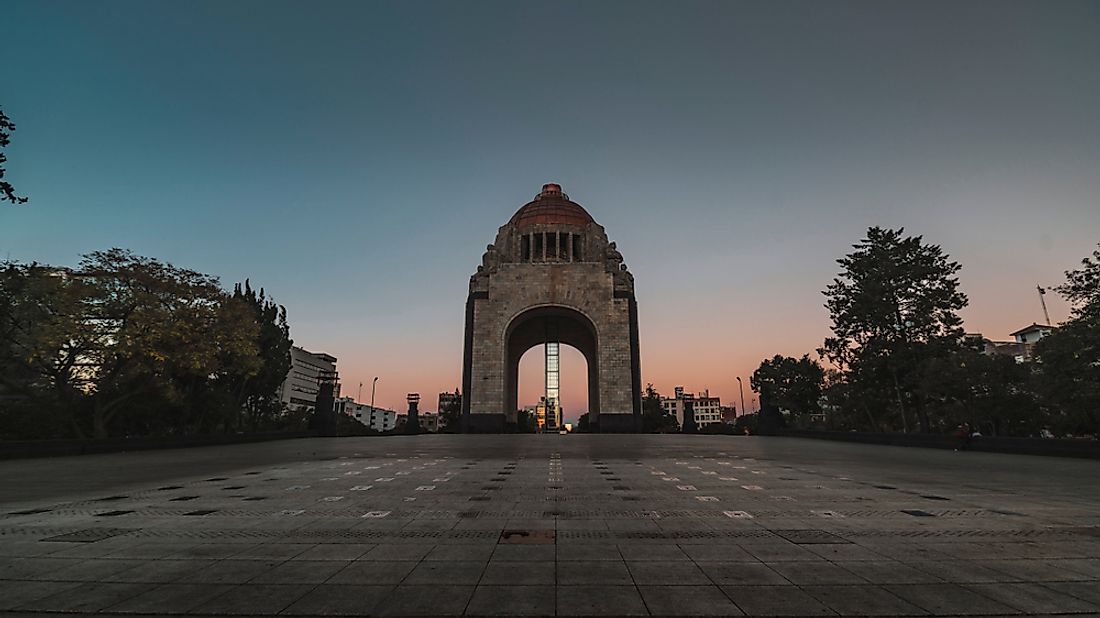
[0,107,28,205]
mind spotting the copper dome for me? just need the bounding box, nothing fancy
[510,183,595,229]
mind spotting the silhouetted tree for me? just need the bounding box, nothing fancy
[640,383,678,433]
[229,280,293,431]
[1032,243,1100,436]
[1,107,28,205]
[820,227,967,433]
[576,412,590,432]
[751,355,824,427]
[439,388,461,432]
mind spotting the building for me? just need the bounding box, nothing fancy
[334,396,397,432]
[462,183,641,432]
[280,346,338,412]
[719,405,738,424]
[662,387,722,429]
[396,412,440,433]
[966,323,1056,364]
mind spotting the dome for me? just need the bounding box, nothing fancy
[509,183,595,229]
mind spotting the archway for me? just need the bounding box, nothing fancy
[504,305,600,431]
[461,183,641,433]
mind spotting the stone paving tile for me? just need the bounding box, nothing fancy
[965,582,1100,613]
[326,560,416,585]
[722,584,836,616]
[362,544,435,561]
[741,542,827,562]
[229,543,313,561]
[466,585,556,616]
[884,583,1020,615]
[767,561,870,585]
[104,582,235,613]
[17,581,154,612]
[480,560,555,585]
[1042,581,1100,606]
[281,584,395,616]
[190,583,314,615]
[804,543,889,561]
[0,579,83,610]
[618,543,690,561]
[556,585,648,616]
[803,584,929,616]
[679,543,758,562]
[0,557,85,579]
[698,561,791,585]
[639,584,745,616]
[491,544,555,562]
[627,560,708,585]
[983,559,1098,582]
[31,557,145,581]
[248,559,349,584]
[176,560,279,584]
[841,560,946,584]
[290,543,376,561]
[374,584,475,616]
[108,558,218,583]
[907,560,1021,584]
[404,560,485,585]
[425,544,496,562]
[556,544,621,561]
[168,543,261,560]
[557,560,633,585]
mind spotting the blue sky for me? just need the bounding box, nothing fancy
[3,1,1098,418]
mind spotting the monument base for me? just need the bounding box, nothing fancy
[465,413,506,433]
[594,413,638,433]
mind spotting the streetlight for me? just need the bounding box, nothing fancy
[370,377,379,412]
[736,376,746,419]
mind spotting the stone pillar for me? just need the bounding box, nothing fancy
[405,393,421,435]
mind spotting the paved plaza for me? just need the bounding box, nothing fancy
[1,435,1099,617]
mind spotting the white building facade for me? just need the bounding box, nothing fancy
[662,388,723,429]
[280,346,338,412]
[335,396,397,432]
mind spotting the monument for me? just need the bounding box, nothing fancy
[461,183,642,433]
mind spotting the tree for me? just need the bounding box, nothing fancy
[640,383,678,433]
[0,263,99,437]
[1,107,28,205]
[575,412,590,433]
[228,281,292,431]
[820,227,967,433]
[438,389,461,432]
[751,355,824,418]
[1032,243,1100,436]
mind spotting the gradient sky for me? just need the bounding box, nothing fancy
[2,1,1098,421]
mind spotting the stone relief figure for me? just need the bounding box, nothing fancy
[482,243,501,272]
[604,241,624,272]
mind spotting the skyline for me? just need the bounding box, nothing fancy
[3,1,1098,420]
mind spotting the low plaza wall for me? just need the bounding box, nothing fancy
[0,430,315,460]
[779,429,1100,460]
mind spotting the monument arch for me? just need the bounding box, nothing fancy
[461,183,641,432]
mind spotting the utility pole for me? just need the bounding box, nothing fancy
[736,376,746,418]
[1037,285,1052,325]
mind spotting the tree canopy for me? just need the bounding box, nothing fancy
[0,250,293,439]
[820,227,967,433]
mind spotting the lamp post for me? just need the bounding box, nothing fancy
[370,377,378,412]
[736,376,746,419]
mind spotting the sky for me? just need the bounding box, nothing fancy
[2,1,1098,422]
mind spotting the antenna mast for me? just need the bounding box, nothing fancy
[1037,285,1052,325]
